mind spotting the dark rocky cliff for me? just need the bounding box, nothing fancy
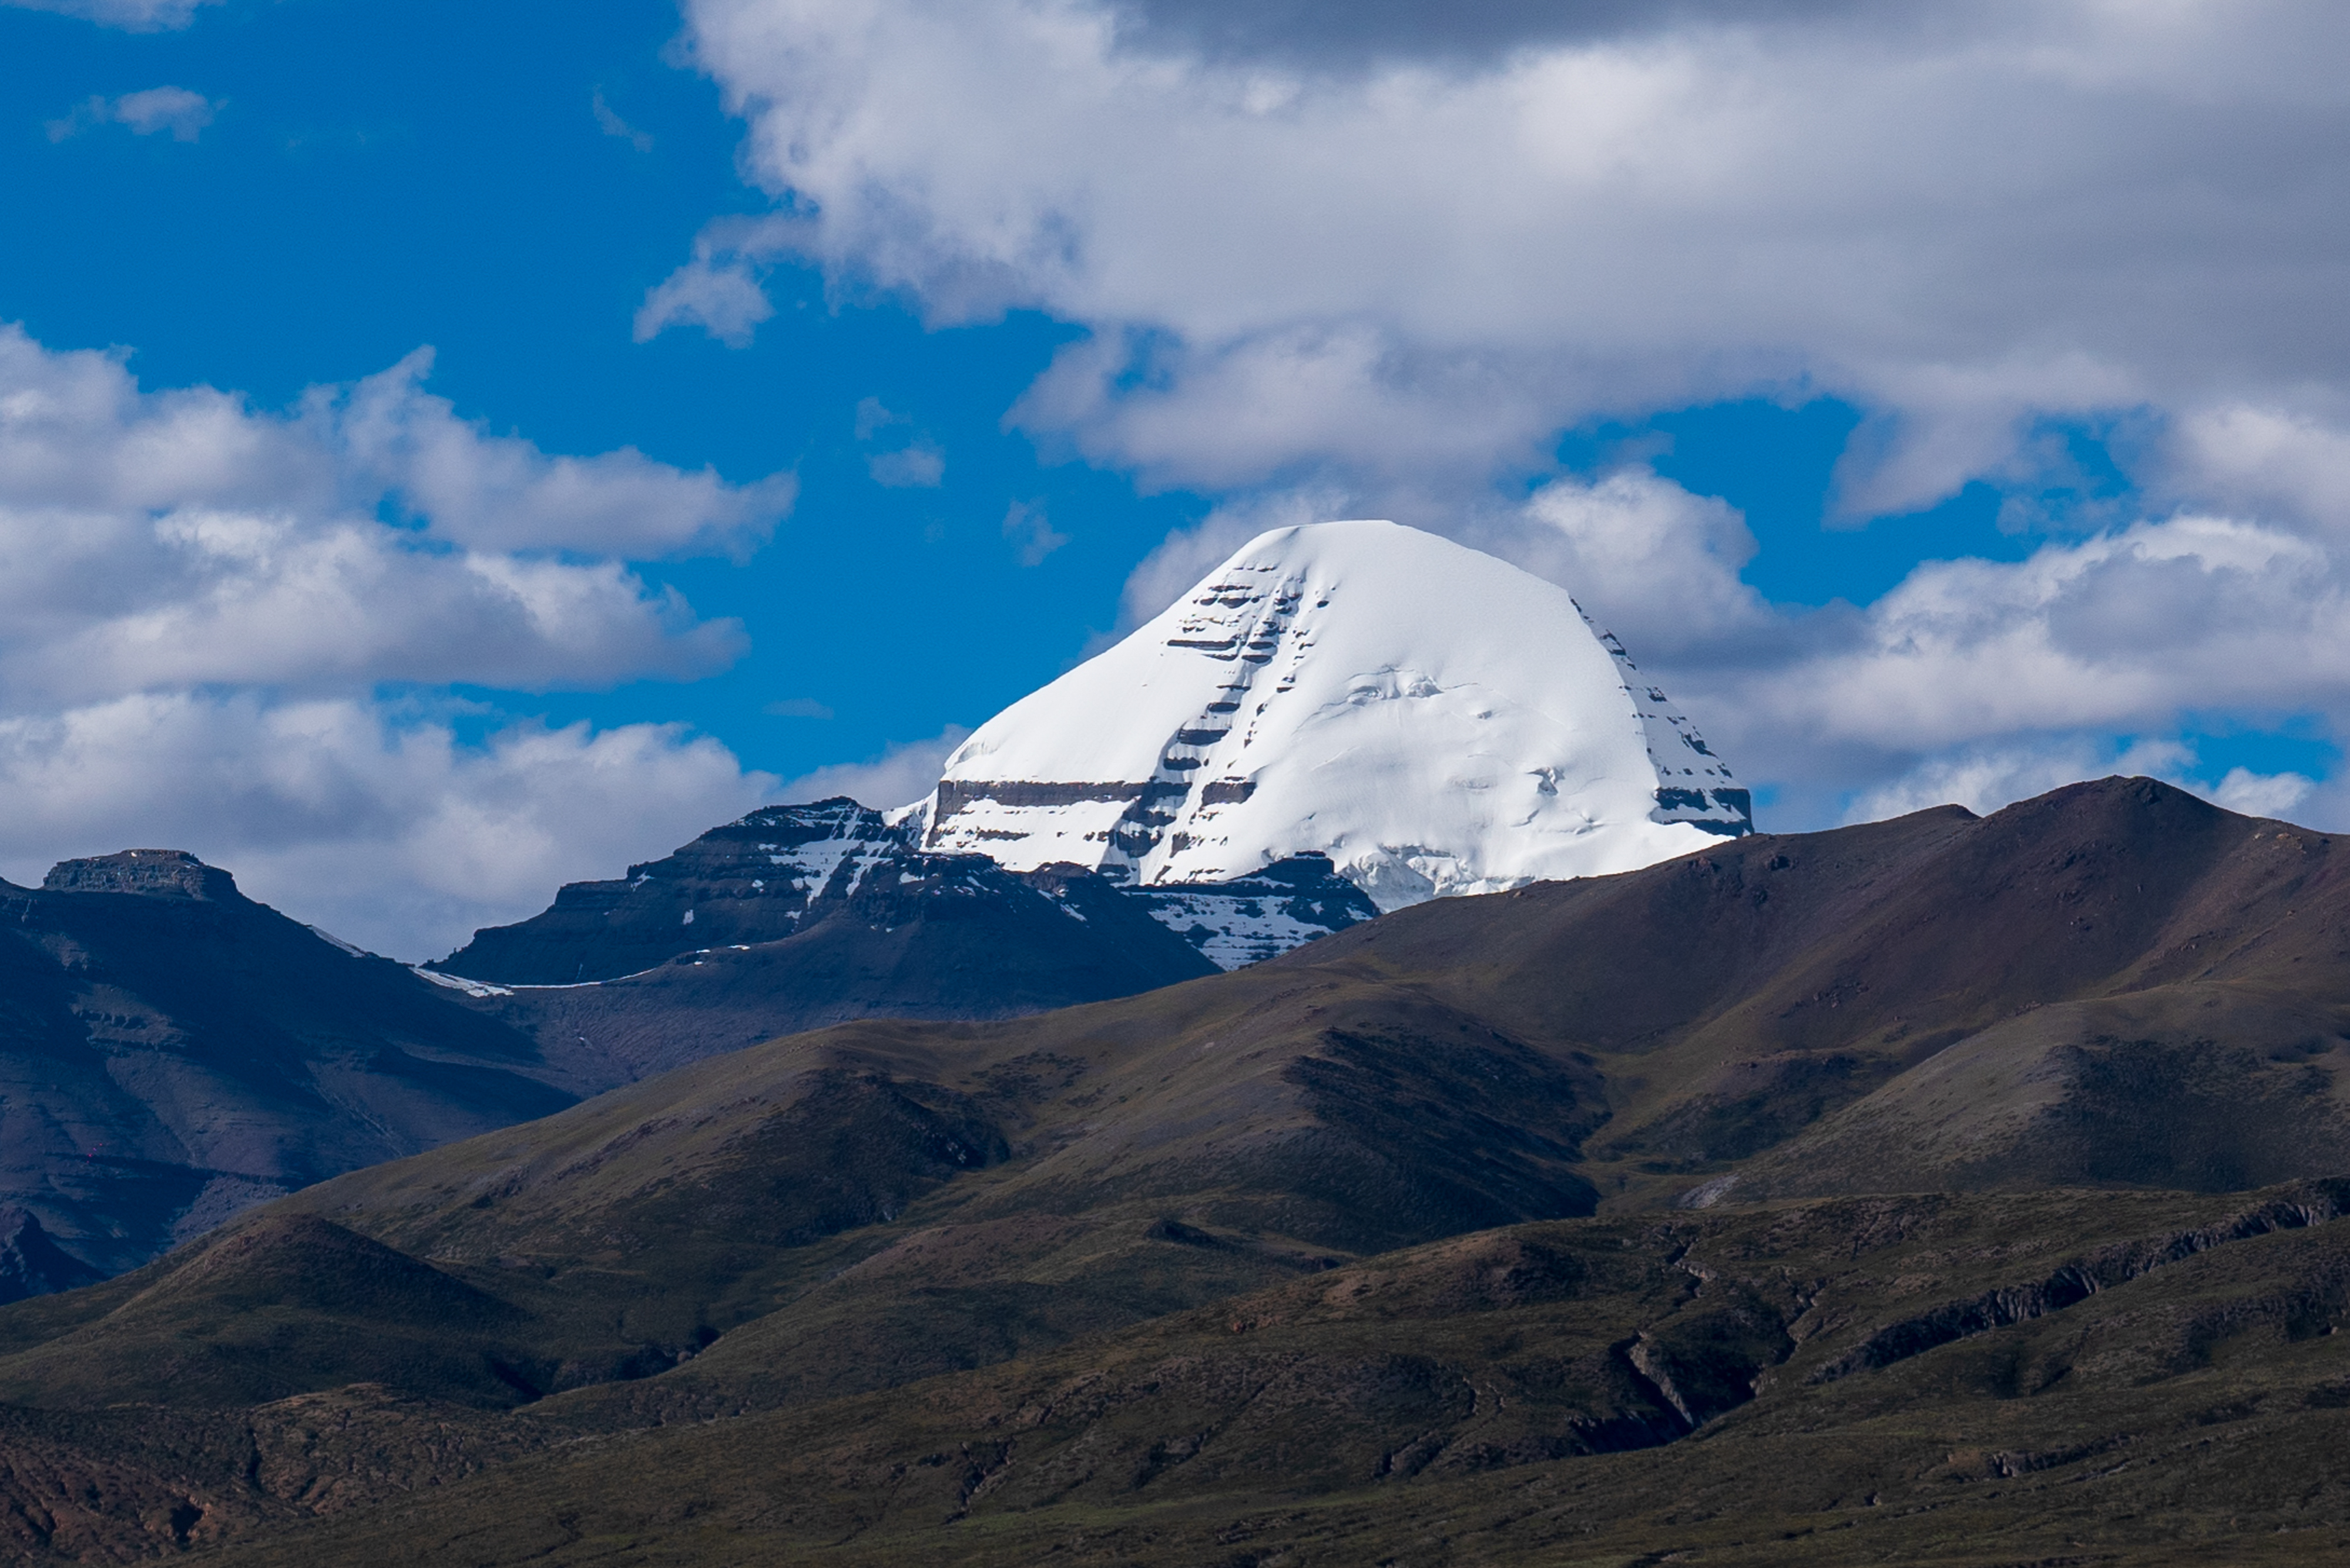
[0,853,572,1276]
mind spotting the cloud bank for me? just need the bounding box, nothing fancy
[659,0,2350,827]
[0,327,790,958]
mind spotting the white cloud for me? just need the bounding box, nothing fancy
[851,395,946,486]
[777,724,972,812]
[1713,516,2347,757]
[0,508,739,705]
[633,257,776,348]
[592,88,654,152]
[1001,499,1068,565]
[0,325,795,956]
[109,85,214,137]
[48,87,219,142]
[0,330,788,705]
[675,0,2350,509]
[2212,766,2317,821]
[321,350,796,556]
[867,439,944,488]
[6,0,215,31]
[0,694,774,961]
[2165,404,2350,540]
[1495,468,1772,659]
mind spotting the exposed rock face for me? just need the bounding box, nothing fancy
[0,1207,102,1304]
[40,849,237,901]
[918,520,1750,909]
[425,803,1248,1081]
[436,800,1374,1006]
[1116,852,1381,970]
[434,801,905,984]
[0,857,573,1280]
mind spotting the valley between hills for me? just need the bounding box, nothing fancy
[0,777,2344,1563]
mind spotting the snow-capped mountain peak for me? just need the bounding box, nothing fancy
[919,519,1748,910]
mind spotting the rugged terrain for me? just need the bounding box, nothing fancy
[0,852,572,1280]
[0,777,2338,1562]
[426,800,1376,1082]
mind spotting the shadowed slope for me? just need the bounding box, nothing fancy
[4,777,2339,1416]
[458,851,1219,1085]
[0,853,573,1277]
[0,780,2345,1562]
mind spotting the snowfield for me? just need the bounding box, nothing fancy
[918,520,1748,910]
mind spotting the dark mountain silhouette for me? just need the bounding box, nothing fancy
[0,1210,100,1304]
[0,851,573,1275]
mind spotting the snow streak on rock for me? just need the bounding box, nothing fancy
[1117,853,1379,970]
[921,521,1748,911]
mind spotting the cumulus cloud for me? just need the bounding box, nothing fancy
[2213,767,2318,821]
[1490,469,1775,660]
[0,325,794,954]
[0,330,788,704]
[0,694,773,961]
[5,0,215,30]
[674,0,2350,511]
[867,441,944,488]
[1716,518,2347,756]
[853,398,946,486]
[1581,507,2350,832]
[321,350,795,556]
[46,86,218,143]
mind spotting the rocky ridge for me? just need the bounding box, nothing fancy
[432,798,1376,988]
[0,854,571,1277]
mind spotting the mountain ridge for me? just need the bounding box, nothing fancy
[0,854,575,1277]
[0,778,2341,1562]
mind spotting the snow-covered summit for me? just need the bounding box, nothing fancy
[917,519,1749,911]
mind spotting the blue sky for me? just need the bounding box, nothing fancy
[0,0,1200,765]
[4,0,2347,955]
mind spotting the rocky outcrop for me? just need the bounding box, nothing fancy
[0,857,572,1281]
[0,1207,103,1304]
[432,800,904,984]
[1117,852,1379,969]
[434,801,1378,1006]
